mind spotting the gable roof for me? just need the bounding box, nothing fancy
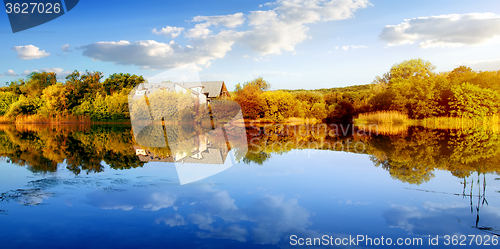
[175,81,225,98]
[139,81,225,98]
[201,81,224,98]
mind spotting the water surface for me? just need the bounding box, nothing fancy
[0,124,499,248]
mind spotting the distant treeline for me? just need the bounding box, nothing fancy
[2,58,499,123]
[233,58,500,122]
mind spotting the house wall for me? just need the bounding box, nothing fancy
[174,84,188,93]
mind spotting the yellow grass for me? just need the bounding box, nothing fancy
[13,114,92,124]
[355,111,500,133]
[0,116,14,123]
[355,123,409,136]
[419,115,500,131]
[355,111,411,125]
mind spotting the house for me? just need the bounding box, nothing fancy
[133,81,231,105]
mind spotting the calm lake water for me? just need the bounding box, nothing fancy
[0,124,499,248]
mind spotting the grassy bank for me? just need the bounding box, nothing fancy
[0,114,93,124]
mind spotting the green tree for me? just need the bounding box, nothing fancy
[39,83,70,116]
[385,59,441,118]
[0,92,18,115]
[449,82,500,119]
[20,72,57,97]
[65,70,104,111]
[103,73,145,95]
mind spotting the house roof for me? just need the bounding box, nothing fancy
[201,81,225,98]
[175,81,225,98]
[140,81,225,98]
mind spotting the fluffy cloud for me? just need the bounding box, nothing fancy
[61,44,72,52]
[5,69,18,77]
[274,0,371,23]
[21,68,72,79]
[81,0,369,70]
[0,69,18,78]
[185,13,245,38]
[458,59,500,71]
[242,10,309,54]
[242,0,369,54]
[341,45,367,50]
[185,23,213,38]
[382,202,500,236]
[152,26,184,38]
[380,13,500,48]
[11,45,50,59]
[191,13,245,28]
[249,195,314,244]
[80,32,240,69]
[156,214,187,227]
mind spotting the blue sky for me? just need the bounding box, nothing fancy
[1,0,500,90]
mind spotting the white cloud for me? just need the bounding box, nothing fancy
[61,44,72,52]
[5,69,18,77]
[11,45,50,59]
[80,32,240,69]
[152,26,184,38]
[341,45,367,50]
[143,192,177,211]
[380,13,500,48]
[156,214,187,227]
[274,0,371,23]
[185,23,213,38]
[192,13,245,28]
[20,68,72,79]
[249,195,314,245]
[242,10,309,54]
[22,69,35,76]
[41,67,64,74]
[241,0,371,55]
[80,0,369,69]
[457,59,500,71]
[185,13,245,39]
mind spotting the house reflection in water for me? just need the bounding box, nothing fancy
[133,132,230,165]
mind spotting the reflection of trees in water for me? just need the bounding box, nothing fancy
[1,123,500,186]
[0,125,145,175]
[368,127,444,184]
[244,124,500,186]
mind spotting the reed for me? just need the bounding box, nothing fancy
[420,115,500,130]
[13,114,92,124]
[355,111,411,124]
[355,111,500,133]
[355,123,409,136]
[0,116,14,124]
